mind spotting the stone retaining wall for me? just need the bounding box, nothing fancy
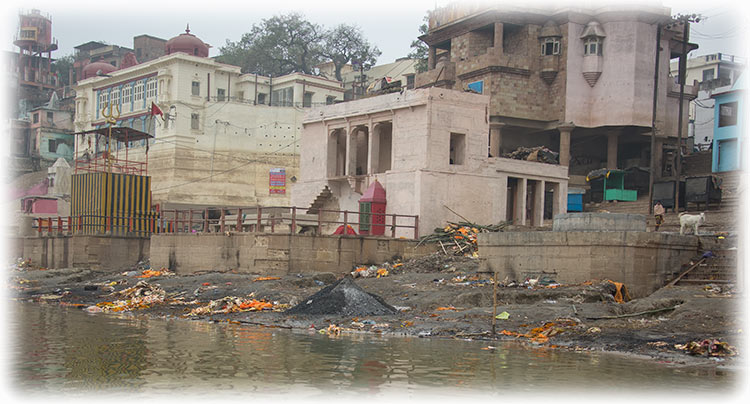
[478,231,700,297]
[10,235,149,271]
[149,233,434,275]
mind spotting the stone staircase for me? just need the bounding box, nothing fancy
[307,185,333,214]
[671,236,738,286]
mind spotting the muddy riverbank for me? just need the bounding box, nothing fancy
[9,253,743,367]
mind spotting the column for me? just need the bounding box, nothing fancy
[428,46,437,70]
[533,180,545,227]
[489,123,505,157]
[514,178,527,226]
[493,22,504,53]
[607,132,618,169]
[368,123,380,175]
[557,123,574,167]
[345,123,354,176]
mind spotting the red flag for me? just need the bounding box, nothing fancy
[150,102,163,117]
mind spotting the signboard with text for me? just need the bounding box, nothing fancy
[269,168,286,194]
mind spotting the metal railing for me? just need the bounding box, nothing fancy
[34,206,420,239]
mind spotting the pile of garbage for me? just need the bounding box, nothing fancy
[87,280,167,313]
[351,261,404,278]
[188,296,278,316]
[503,146,559,164]
[11,258,35,271]
[286,277,397,316]
[418,222,508,257]
[499,318,580,344]
[674,339,736,357]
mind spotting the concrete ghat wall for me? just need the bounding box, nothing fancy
[11,235,149,271]
[150,234,434,275]
[478,231,700,298]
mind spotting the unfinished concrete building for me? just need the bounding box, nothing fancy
[292,88,569,237]
[415,2,697,190]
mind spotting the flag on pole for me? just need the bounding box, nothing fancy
[150,102,163,118]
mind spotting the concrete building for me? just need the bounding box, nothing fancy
[28,91,75,163]
[71,35,167,85]
[339,58,418,100]
[711,74,745,172]
[414,2,697,190]
[669,53,745,150]
[291,88,569,237]
[73,28,345,208]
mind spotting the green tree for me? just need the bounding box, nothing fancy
[51,54,74,87]
[408,14,429,73]
[321,24,381,82]
[218,13,324,76]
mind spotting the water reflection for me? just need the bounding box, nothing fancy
[10,301,736,396]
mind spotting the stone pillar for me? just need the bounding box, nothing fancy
[514,178,527,226]
[607,132,618,169]
[368,123,380,175]
[345,126,357,176]
[533,180,545,227]
[494,22,504,54]
[428,46,437,70]
[489,123,505,157]
[557,123,575,167]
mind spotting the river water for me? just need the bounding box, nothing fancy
[7,301,738,400]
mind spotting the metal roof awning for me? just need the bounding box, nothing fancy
[72,127,154,143]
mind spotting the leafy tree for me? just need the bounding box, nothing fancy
[408,14,429,73]
[321,24,381,82]
[218,14,381,81]
[218,13,324,76]
[51,55,74,87]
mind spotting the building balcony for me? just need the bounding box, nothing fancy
[415,61,455,88]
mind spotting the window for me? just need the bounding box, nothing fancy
[191,81,200,96]
[583,37,602,56]
[406,74,415,89]
[449,133,466,165]
[191,113,200,130]
[303,92,313,107]
[217,88,226,101]
[271,87,294,106]
[702,69,715,82]
[326,95,336,105]
[48,139,57,153]
[33,113,39,124]
[99,91,109,108]
[146,78,157,99]
[133,81,144,105]
[257,93,267,105]
[46,111,53,124]
[541,37,560,56]
[111,88,120,107]
[719,101,738,127]
[122,86,131,106]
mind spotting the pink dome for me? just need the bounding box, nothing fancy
[82,61,118,80]
[165,25,209,57]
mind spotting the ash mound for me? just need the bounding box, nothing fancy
[285,277,396,316]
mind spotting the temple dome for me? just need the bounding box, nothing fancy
[165,25,209,57]
[82,61,117,80]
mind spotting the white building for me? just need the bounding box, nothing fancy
[73,28,345,208]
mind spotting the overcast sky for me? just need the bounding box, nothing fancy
[2,0,748,65]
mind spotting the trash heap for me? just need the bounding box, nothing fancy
[286,277,397,316]
[503,146,559,164]
[187,296,277,316]
[674,339,736,357]
[11,258,35,271]
[88,280,167,312]
[418,222,508,257]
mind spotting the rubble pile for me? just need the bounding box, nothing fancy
[285,277,397,316]
[188,296,278,316]
[418,222,508,257]
[503,146,559,164]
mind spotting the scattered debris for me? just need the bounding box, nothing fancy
[674,339,736,357]
[188,296,275,316]
[254,276,282,282]
[88,280,167,312]
[503,146,559,164]
[499,319,579,344]
[418,222,508,257]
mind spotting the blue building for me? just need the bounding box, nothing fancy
[712,74,746,172]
